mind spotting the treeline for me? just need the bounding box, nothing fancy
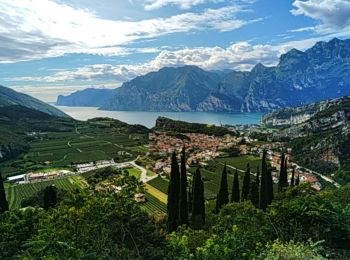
[165,149,350,259]
[167,149,301,232]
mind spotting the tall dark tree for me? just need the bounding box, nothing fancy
[167,152,180,232]
[256,166,260,187]
[0,172,9,213]
[259,151,268,211]
[290,167,295,186]
[295,174,300,186]
[192,167,205,228]
[188,189,192,213]
[278,153,285,192]
[249,181,259,208]
[216,163,229,212]
[284,159,288,187]
[178,148,189,226]
[241,163,251,201]
[231,169,240,203]
[43,185,57,210]
[266,168,274,205]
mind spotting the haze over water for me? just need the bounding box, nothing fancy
[56,106,264,128]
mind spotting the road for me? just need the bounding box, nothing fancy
[223,162,341,188]
[292,163,341,188]
[129,157,158,183]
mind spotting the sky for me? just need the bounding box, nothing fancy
[1,0,350,102]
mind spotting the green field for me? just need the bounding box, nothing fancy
[0,121,148,177]
[141,191,166,213]
[147,177,169,194]
[5,176,87,209]
[147,156,262,200]
[126,167,142,179]
[216,155,261,172]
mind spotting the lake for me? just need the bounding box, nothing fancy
[56,106,265,128]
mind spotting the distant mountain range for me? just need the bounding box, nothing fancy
[57,38,350,112]
[0,85,69,118]
[56,88,118,107]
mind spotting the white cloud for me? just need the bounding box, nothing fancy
[291,0,350,29]
[143,0,256,10]
[0,0,259,62]
[7,41,283,85]
[144,0,211,10]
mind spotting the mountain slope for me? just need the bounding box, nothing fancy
[100,65,225,111]
[0,85,69,117]
[263,96,350,184]
[0,105,75,162]
[56,88,118,107]
[238,38,350,111]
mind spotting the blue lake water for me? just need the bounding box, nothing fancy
[56,106,265,128]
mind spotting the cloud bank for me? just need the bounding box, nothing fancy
[0,0,258,63]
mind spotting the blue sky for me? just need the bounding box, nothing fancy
[1,0,350,101]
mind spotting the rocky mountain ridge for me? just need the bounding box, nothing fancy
[58,38,350,112]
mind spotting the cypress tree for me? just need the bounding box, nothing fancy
[231,169,240,203]
[43,185,57,210]
[192,167,205,228]
[256,166,260,187]
[0,172,9,213]
[266,168,274,205]
[241,163,251,201]
[188,189,192,213]
[284,159,289,187]
[291,167,295,186]
[250,181,259,208]
[167,152,180,232]
[178,148,189,226]
[278,153,285,192]
[295,174,300,186]
[216,163,229,212]
[259,151,268,211]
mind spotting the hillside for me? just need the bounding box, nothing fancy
[56,88,118,107]
[0,85,69,117]
[100,65,225,111]
[153,116,235,136]
[264,97,350,184]
[61,38,350,112]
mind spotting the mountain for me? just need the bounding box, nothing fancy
[0,85,69,117]
[0,105,75,162]
[263,96,350,184]
[58,38,350,112]
[56,88,118,107]
[236,38,350,111]
[100,65,225,111]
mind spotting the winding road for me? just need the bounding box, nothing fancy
[129,158,158,183]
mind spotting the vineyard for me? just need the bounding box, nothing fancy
[141,192,166,213]
[147,176,169,194]
[6,176,87,209]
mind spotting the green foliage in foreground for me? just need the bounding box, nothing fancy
[0,181,349,259]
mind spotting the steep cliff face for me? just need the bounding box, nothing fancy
[264,96,350,183]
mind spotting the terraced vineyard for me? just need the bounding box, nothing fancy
[6,176,87,209]
[1,120,148,177]
[147,177,169,194]
[141,192,166,213]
